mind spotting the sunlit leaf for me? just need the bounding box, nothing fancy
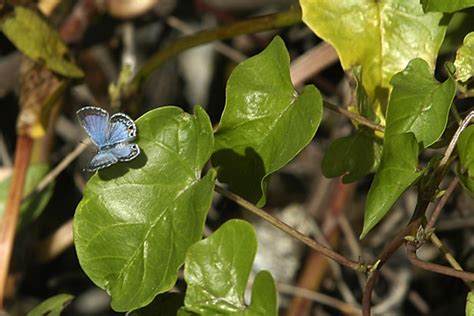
[455,32,474,82]
[422,0,474,13]
[2,6,84,78]
[74,106,216,312]
[182,219,277,315]
[361,133,422,238]
[212,36,323,207]
[385,58,455,147]
[300,0,447,117]
[321,129,383,183]
[0,163,53,230]
[27,293,74,316]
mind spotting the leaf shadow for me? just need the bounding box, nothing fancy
[212,147,266,205]
[98,150,148,181]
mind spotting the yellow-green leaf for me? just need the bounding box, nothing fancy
[455,32,474,82]
[2,6,84,78]
[300,0,447,117]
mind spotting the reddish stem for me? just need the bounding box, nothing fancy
[0,135,33,309]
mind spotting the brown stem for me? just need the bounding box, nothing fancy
[425,177,459,232]
[214,184,365,272]
[407,244,474,281]
[323,101,385,133]
[0,135,33,308]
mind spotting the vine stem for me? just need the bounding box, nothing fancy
[425,177,459,231]
[440,110,474,168]
[0,135,33,308]
[323,101,385,133]
[406,243,474,281]
[214,184,365,272]
[127,6,302,96]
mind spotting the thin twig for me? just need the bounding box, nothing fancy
[0,135,33,308]
[425,177,459,231]
[36,140,90,194]
[323,101,385,133]
[278,283,361,315]
[214,184,365,271]
[128,6,302,96]
[407,243,474,281]
[430,233,474,290]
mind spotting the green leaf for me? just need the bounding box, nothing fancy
[422,0,474,13]
[467,291,474,316]
[27,293,74,316]
[455,32,474,82]
[182,219,277,315]
[0,163,53,229]
[300,0,447,117]
[129,293,184,316]
[321,129,383,183]
[361,133,422,238]
[385,58,456,147]
[74,106,216,312]
[1,6,84,78]
[212,36,323,207]
[458,125,474,176]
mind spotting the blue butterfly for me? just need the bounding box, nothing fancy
[77,106,140,171]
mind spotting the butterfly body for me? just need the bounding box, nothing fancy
[77,106,140,171]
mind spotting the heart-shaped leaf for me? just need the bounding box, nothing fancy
[2,6,84,78]
[321,129,383,183]
[27,294,74,316]
[300,0,447,117]
[361,133,422,238]
[212,36,323,207]
[385,58,455,147]
[455,32,474,82]
[422,0,474,13]
[74,106,216,312]
[181,219,277,315]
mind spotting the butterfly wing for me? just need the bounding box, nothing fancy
[87,150,118,171]
[110,143,140,161]
[87,143,140,171]
[77,106,109,147]
[106,113,137,145]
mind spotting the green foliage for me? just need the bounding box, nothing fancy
[0,163,53,229]
[27,294,74,316]
[300,0,447,119]
[1,6,84,78]
[212,36,322,207]
[458,125,474,181]
[361,133,422,238]
[467,292,474,316]
[321,129,383,183]
[385,58,455,147]
[455,32,474,82]
[74,106,216,312]
[181,219,277,315]
[422,0,474,13]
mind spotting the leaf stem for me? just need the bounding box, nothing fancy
[0,135,34,309]
[425,177,459,232]
[214,184,365,272]
[127,6,302,96]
